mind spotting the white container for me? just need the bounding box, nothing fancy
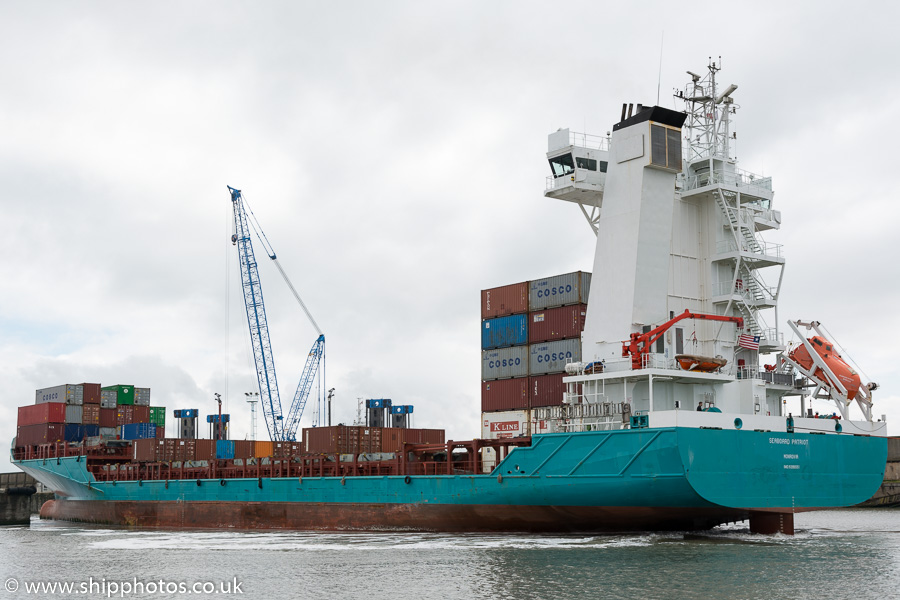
[528,271,591,311]
[481,346,528,381]
[65,405,84,424]
[134,387,151,406]
[529,339,581,376]
[35,384,84,405]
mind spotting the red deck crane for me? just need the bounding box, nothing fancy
[622,309,744,370]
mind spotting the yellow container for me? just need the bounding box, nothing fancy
[254,440,273,458]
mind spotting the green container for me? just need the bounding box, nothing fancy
[102,384,134,406]
[149,406,166,427]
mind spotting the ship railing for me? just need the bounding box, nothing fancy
[760,328,784,347]
[682,167,773,196]
[567,131,610,151]
[715,238,783,258]
[712,280,778,300]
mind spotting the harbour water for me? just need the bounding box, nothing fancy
[0,509,897,599]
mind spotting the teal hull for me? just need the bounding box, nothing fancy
[14,427,887,532]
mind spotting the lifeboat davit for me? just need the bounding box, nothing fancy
[788,336,861,399]
[675,354,727,373]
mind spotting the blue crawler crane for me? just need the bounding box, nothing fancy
[228,186,325,442]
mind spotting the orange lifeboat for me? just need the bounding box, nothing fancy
[675,354,727,373]
[788,336,861,399]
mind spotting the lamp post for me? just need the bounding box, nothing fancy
[245,392,260,440]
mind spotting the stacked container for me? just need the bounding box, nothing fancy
[480,271,590,434]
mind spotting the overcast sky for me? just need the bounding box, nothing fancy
[2,2,898,473]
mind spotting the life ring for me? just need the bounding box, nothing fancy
[220,479,226,487]
[404,475,412,484]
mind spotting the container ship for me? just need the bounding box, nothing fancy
[11,62,888,535]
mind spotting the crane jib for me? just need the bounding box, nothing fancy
[227,186,325,442]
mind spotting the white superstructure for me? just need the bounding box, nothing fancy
[540,61,885,437]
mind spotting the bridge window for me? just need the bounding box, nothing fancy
[549,153,575,178]
[576,157,598,171]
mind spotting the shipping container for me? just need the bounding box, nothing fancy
[80,383,102,404]
[65,405,84,424]
[35,384,83,405]
[174,439,196,461]
[17,403,66,427]
[116,405,135,426]
[155,425,165,439]
[481,378,528,413]
[528,373,577,408]
[82,404,100,426]
[121,423,156,440]
[64,424,99,442]
[133,405,150,423]
[481,409,551,440]
[16,423,66,446]
[481,281,528,319]
[99,408,117,428]
[302,426,382,454]
[380,428,445,452]
[481,313,528,350]
[133,438,158,462]
[216,440,235,460]
[102,384,134,405]
[529,338,581,376]
[528,271,591,311]
[99,427,117,439]
[195,440,215,461]
[100,391,117,409]
[528,304,587,344]
[481,346,529,381]
[134,387,151,406]
[149,407,166,427]
[254,440,273,458]
[233,440,253,460]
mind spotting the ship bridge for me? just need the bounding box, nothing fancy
[544,128,609,235]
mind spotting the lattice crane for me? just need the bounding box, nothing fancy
[228,186,325,442]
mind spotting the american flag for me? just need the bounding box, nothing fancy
[738,334,760,351]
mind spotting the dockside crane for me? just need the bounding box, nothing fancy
[228,186,325,442]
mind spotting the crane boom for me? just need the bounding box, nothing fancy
[622,309,744,370]
[228,185,325,442]
[229,186,285,441]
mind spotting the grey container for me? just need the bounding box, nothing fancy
[528,271,591,311]
[482,346,529,381]
[35,384,84,405]
[529,338,582,376]
[65,405,84,424]
[134,387,151,406]
[99,427,117,438]
[100,390,117,409]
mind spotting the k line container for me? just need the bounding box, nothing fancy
[528,304,587,344]
[481,346,528,381]
[529,338,581,376]
[65,405,84,424]
[481,409,552,440]
[528,271,591,311]
[16,423,66,446]
[35,384,84,405]
[481,282,528,319]
[481,378,528,412]
[17,403,66,427]
[481,313,528,350]
[80,383,101,404]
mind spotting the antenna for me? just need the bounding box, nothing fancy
[657,31,664,105]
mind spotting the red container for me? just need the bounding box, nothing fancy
[17,403,67,427]
[80,382,102,404]
[302,426,384,454]
[133,438,158,462]
[234,440,253,460]
[155,426,165,439]
[16,423,65,446]
[99,408,117,428]
[381,428,445,452]
[481,282,528,319]
[82,404,100,426]
[481,378,528,412]
[116,405,135,426]
[195,439,215,460]
[527,304,587,344]
[133,405,150,423]
[528,373,581,408]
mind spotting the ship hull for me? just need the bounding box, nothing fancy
[16,425,888,533]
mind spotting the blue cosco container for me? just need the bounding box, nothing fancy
[481,313,528,350]
[481,346,529,381]
[64,424,100,441]
[216,440,235,460]
[121,423,157,440]
[528,271,591,311]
